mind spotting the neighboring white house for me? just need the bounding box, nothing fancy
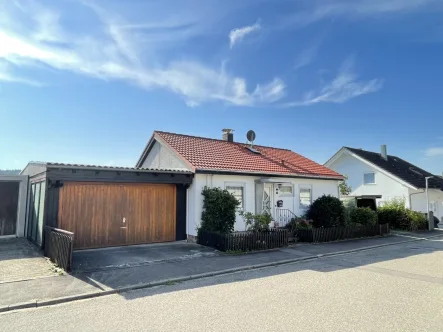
[325,145,443,222]
[136,129,344,239]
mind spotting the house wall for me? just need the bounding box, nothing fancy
[328,153,411,207]
[410,189,443,222]
[186,173,340,236]
[141,141,190,170]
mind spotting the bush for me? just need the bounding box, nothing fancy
[350,207,378,226]
[200,186,240,234]
[240,212,272,232]
[407,210,428,231]
[285,218,313,238]
[307,195,345,228]
[377,197,409,229]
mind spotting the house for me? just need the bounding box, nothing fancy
[325,145,443,221]
[136,129,344,240]
[20,162,193,249]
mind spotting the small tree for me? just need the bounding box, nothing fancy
[339,176,352,196]
[307,195,345,228]
[200,186,240,234]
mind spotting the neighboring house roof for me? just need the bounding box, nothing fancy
[137,131,343,179]
[340,147,443,190]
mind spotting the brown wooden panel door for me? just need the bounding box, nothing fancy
[58,182,176,249]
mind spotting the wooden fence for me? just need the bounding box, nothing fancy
[297,223,390,243]
[44,226,74,271]
[198,229,289,252]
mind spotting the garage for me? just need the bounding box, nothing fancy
[58,182,177,249]
[21,162,192,249]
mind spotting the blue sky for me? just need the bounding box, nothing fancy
[1,0,443,173]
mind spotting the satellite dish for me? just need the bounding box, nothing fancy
[246,130,256,143]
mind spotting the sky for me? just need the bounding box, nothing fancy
[1,0,443,173]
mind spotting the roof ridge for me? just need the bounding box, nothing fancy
[154,130,292,151]
[345,146,402,159]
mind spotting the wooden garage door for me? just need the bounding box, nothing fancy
[58,182,176,249]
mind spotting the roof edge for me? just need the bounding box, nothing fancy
[196,168,344,180]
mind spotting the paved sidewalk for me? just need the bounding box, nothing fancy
[0,238,57,283]
[1,231,442,311]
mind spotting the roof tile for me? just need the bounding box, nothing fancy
[155,131,342,178]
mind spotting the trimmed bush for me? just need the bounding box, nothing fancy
[350,207,378,226]
[200,186,240,234]
[307,195,345,228]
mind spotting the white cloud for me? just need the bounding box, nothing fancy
[0,1,283,107]
[283,56,383,107]
[279,0,441,30]
[424,147,443,157]
[229,22,261,48]
[0,61,43,86]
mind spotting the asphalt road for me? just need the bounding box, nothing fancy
[2,236,443,332]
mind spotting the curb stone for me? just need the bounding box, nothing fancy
[2,232,442,313]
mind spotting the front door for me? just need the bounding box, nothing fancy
[263,184,273,216]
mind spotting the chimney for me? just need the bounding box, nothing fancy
[222,129,234,142]
[381,144,388,161]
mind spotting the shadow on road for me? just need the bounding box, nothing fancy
[69,232,443,302]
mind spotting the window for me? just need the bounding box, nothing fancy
[364,173,376,185]
[226,186,244,209]
[279,185,293,196]
[299,187,312,210]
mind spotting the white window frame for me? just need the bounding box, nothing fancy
[225,182,246,211]
[278,184,294,197]
[298,185,312,212]
[363,172,376,185]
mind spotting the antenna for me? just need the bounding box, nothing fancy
[246,130,256,147]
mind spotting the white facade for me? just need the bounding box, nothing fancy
[410,189,443,221]
[327,152,411,207]
[186,173,340,236]
[141,141,190,170]
[143,137,340,237]
[326,148,443,222]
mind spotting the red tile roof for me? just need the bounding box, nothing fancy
[154,131,343,179]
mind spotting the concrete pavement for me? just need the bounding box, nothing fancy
[1,235,443,331]
[1,231,442,311]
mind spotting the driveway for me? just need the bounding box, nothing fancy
[72,242,218,272]
[0,238,57,283]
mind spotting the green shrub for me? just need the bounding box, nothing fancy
[342,197,357,225]
[377,197,430,231]
[377,197,409,229]
[240,211,272,232]
[200,186,240,234]
[350,207,378,226]
[285,218,313,237]
[407,210,428,231]
[307,195,345,228]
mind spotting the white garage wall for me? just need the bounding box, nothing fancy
[186,173,340,236]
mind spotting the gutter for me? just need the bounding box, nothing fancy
[196,169,344,181]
